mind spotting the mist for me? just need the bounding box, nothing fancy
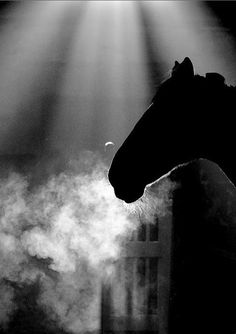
[0,153,139,333]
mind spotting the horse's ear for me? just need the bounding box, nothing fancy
[171,57,194,79]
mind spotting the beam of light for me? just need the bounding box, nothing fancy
[1,1,236,334]
[49,1,150,159]
[141,1,236,85]
[0,1,82,154]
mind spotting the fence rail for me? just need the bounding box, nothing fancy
[101,213,172,334]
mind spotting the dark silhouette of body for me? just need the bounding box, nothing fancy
[108,58,236,334]
[108,57,236,203]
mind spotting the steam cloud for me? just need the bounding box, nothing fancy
[127,172,177,224]
[0,153,138,333]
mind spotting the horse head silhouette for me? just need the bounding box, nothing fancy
[109,57,236,203]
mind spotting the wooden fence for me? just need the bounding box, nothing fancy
[101,211,172,334]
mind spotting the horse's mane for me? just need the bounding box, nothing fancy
[152,57,236,104]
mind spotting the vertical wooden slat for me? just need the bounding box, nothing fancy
[158,212,173,334]
[125,258,133,316]
[146,221,150,242]
[137,257,146,315]
[150,218,159,241]
[101,281,112,333]
[132,257,138,317]
[148,258,158,315]
[120,258,126,316]
[138,222,146,241]
[145,257,150,314]
[130,227,137,241]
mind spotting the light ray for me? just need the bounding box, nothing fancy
[49,1,150,158]
[141,1,236,84]
[0,1,79,153]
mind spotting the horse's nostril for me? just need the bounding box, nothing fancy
[114,185,144,203]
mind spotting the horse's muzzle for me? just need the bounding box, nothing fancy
[112,183,145,203]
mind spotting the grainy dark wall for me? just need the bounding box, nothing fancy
[169,159,236,334]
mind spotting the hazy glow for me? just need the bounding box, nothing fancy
[0,1,234,157]
[0,2,73,152]
[141,1,236,84]
[50,1,150,157]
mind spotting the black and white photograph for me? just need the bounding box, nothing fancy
[0,1,236,334]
